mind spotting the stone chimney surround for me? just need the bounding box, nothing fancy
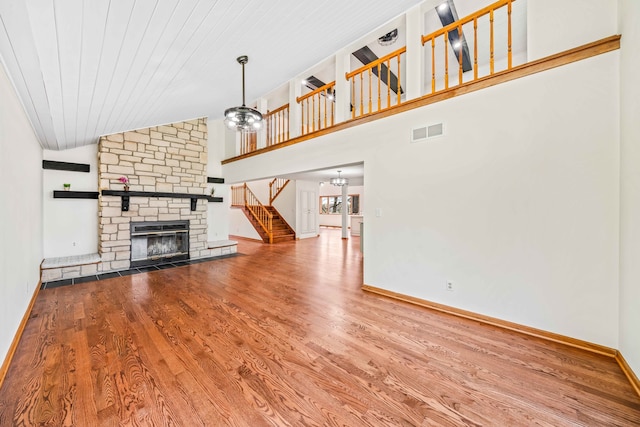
[97,117,215,273]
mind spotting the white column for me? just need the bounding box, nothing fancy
[257,97,268,149]
[405,4,424,100]
[341,184,349,239]
[334,48,351,124]
[289,78,302,139]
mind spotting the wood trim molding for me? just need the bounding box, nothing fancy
[361,284,617,357]
[0,281,41,389]
[616,351,640,397]
[223,35,621,165]
[362,284,640,398]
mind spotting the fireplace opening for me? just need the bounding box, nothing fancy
[130,220,189,267]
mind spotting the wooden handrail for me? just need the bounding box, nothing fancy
[421,0,516,95]
[265,103,289,147]
[346,46,405,120]
[345,46,407,79]
[266,103,290,115]
[269,178,290,205]
[297,81,336,135]
[296,81,336,103]
[421,0,515,45]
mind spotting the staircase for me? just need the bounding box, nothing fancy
[244,205,295,243]
[231,181,295,244]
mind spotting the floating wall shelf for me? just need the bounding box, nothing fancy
[43,160,91,173]
[207,177,225,184]
[101,190,223,211]
[53,191,99,199]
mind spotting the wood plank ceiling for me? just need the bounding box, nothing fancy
[0,0,425,151]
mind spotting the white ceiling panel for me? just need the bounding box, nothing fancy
[1,0,431,150]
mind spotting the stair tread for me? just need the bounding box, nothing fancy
[241,204,295,244]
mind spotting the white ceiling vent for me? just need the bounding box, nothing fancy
[411,123,444,143]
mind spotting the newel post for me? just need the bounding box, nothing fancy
[288,79,302,139]
[405,4,424,101]
[334,48,351,124]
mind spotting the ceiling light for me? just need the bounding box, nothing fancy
[378,29,399,46]
[224,55,263,132]
[438,3,448,11]
[453,41,461,49]
[330,170,348,186]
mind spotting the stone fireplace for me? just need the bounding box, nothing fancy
[97,118,216,273]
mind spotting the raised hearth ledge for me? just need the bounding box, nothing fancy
[41,253,101,269]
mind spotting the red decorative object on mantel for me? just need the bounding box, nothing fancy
[119,176,129,192]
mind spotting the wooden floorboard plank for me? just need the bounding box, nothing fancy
[0,228,638,425]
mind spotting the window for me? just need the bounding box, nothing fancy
[320,195,360,215]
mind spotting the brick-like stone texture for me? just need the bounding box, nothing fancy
[97,118,213,273]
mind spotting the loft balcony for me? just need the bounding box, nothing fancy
[222,0,620,164]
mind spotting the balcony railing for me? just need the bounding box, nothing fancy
[296,81,336,135]
[239,132,256,155]
[265,103,289,146]
[346,46,406,119]
[422,0,515,93]
[221,0,621,163]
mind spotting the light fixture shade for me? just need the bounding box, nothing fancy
[330,170,348,186]
[224,55,263,133]
[224,106,263,131]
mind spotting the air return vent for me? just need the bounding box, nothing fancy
[411,123,444,143]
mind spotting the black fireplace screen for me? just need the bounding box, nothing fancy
[130,220,189,267]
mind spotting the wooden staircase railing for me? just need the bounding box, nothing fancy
[265,103,289,146]
[269,178,290,205]
[346,46,406,120]
[231,183,274,244]
[296,81,336,135]
[422,0,516,94]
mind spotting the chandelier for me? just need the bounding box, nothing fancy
[330,170,348,186]
[224,55,263,132]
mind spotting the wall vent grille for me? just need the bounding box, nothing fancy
[411,123,444,143]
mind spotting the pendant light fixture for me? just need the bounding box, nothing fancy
[330,170,348,186]
[224,55,263,132]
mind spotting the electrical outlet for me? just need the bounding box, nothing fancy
[72,242,77,246]
[446,281,454,291]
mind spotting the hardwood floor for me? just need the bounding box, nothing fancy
[1,228,638,426]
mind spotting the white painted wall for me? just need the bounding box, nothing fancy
[319,184,364,227]
[42,145,98,257]
[618,0,640,379]
[229,208,262,240]
[207,118,230,242]
[0,63,43,364]
[528,0,618,61]
[272,180,296,233]
[223,51,621,348]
